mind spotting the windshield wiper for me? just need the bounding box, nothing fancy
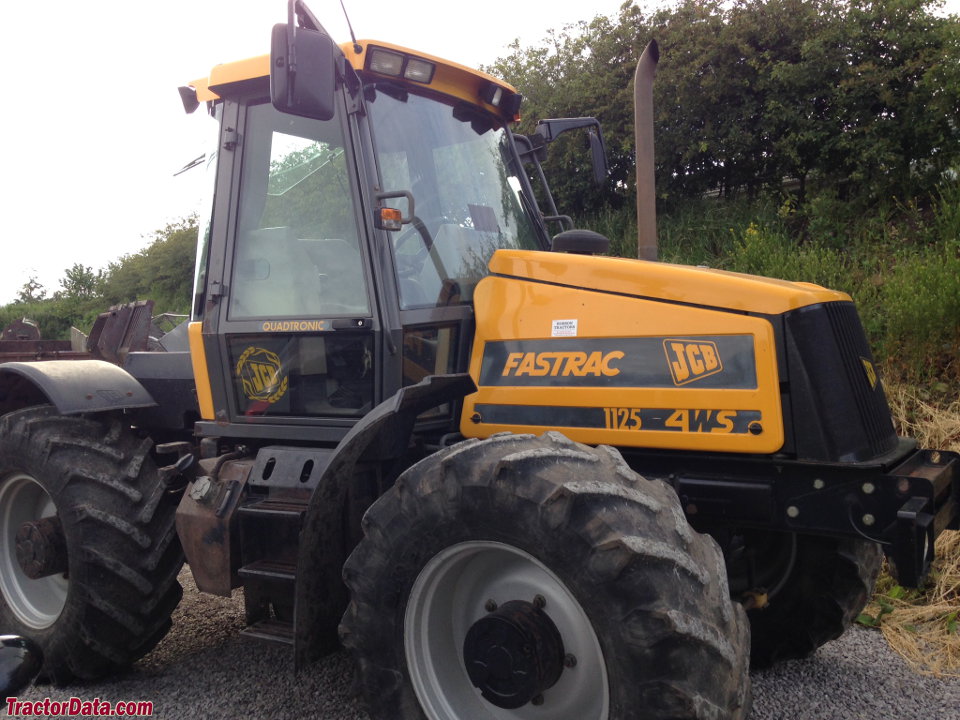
[174,154,206,177]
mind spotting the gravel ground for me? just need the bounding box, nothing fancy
[10,570,960,719]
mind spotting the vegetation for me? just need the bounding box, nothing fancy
[489,0,960,214]
[0,217,197,339]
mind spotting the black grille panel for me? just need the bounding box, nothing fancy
[783,301,898,462]
[824,302,896,458]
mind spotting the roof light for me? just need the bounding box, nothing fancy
[404,57,435,84]
[366,46,436,85]
[479,82,522,117]
[503,92,523,117]
[481,81,509,108]
[369,48,404,76]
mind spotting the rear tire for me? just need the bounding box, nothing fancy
[341,432,751,719]
[0,406,184,683]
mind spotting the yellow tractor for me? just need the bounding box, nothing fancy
[0,2,956,717]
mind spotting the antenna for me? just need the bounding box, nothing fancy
[339,0,362,54]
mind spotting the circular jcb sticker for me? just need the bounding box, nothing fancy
[236,347,289,404]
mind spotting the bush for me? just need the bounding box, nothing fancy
[878,241,960,388]
[726,221,848,292]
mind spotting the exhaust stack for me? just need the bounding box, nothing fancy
[634,40,659,261]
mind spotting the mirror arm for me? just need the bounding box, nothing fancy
[291,0,326,33]
[285,0,332,91]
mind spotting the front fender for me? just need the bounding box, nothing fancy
[0,360,156,416]
[293,373,476,667]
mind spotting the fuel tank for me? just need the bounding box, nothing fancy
[462,250,897,462]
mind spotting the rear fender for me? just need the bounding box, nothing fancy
[0,360,156,416]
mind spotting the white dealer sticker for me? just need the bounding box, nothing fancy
[551,319,578,337]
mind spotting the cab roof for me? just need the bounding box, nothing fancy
[185,39,520,121]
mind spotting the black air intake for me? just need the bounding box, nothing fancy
[783,301,898,462]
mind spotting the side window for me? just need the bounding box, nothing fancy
[402,325,458,418]
[402,325,458,386]
[229,104,369,319]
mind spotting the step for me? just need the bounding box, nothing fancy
[238,559,297,583]
[238,498,308,520]
[240,618,294,646]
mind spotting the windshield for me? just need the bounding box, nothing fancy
[366,86,544,309]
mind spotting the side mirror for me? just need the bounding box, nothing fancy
[588,129,608,185]
[270,22,337,120]
[535,118,609,186]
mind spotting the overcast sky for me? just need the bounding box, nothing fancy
[0,0,957,308]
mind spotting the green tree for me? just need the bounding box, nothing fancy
[821,0,960,201]
[100,216,198,314]
[488,0,960,212]
[16,276,47,304]
[0,216,199,341]
[486,4,648,216]
[56,264,102,300]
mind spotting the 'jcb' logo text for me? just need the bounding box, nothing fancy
[502,350,624,378]
[860,357,878,389]
[664,340,723,386]
[236,346,289,403]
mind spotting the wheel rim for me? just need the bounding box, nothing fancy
[0,473,68,629]
[404,541,608,720]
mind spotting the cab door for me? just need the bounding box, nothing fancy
[200,93,382,439]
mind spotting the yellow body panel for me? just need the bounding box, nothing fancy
[489,250,850,314]
[188,322,215,421]
[193,55,270,102]
[462,252,801,454]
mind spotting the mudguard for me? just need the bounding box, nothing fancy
[0,360,156,416]
[293,373,476,667]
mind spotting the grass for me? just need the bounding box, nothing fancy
[858,386,960,677]
[859,530,959,677]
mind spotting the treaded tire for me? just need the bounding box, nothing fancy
[341,432,751,720]
[745,534,881,668]
[0,406,184,683]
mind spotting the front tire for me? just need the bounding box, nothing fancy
[0,406,184,683]
[725,531,881,667]
[341,432,751,719]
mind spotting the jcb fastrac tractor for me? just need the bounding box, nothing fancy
[1,2,957,718]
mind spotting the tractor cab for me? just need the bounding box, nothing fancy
[182,27,553,442]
